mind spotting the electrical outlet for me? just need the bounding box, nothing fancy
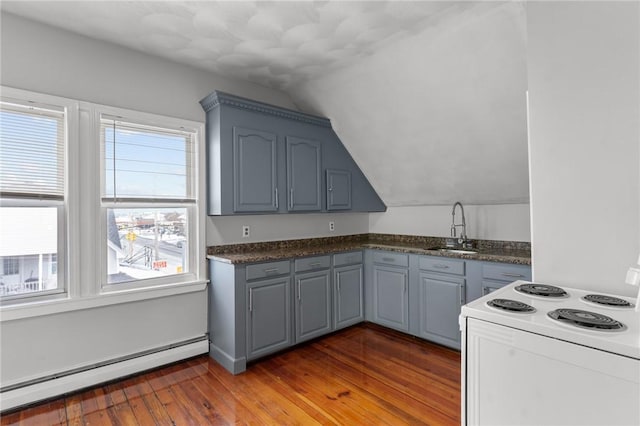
[329,221,335,232]
[242,225,250,238]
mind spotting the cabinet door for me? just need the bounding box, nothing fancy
[419,272,465,349]
[295,270,331,343]
[286,137,321,211]
[233,127,278,212]
[246,276,291,360]
[326,169,351,210]
[334,264,364,330]
[372,265,409,331]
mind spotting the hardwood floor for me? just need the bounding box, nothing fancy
[1,323,461,425]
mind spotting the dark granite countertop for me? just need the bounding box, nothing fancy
[207,234,531,266]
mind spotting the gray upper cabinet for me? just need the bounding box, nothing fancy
[326,169,351,211]
[200,91,386,215]
[233,127,278,212]
[286,137,321,211]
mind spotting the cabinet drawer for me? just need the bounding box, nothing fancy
[333,251,363,267]
[372,251,409,267]
[483,263,531,282]
[294,255,330,273]
[246,260,291,280]
[419,257,465,276]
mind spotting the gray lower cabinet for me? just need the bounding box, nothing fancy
[417,256,466,349]
[246,276,292,360]
[295,269,332,343]
[419,272,465,349]
[334,264,363,329]
[481,262,532,296]
[370,252,409,332]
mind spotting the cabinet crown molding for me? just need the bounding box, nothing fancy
[200,91,332,128]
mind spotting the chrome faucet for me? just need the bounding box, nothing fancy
[450,201,469,247]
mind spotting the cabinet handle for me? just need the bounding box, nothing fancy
[483,287,490,296]
[328,186,333,192]
[297,280,301,300]
[433,264,450,269]
[309,262,322,268]
[501,273,524,278]
[289,188,294,209]
[404,281,407,293]
[459,284,465,305]
[263,268,279,274]
[249,288,253,312]
[274,188,278,209]
[382,257,395,262]
[337,280,341,293]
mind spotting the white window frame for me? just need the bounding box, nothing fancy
[0,87,206,319]
[0,88,78,305]
[95,105,203,294]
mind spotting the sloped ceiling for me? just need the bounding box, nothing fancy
[292,2,529,206]
[1,0,529,207]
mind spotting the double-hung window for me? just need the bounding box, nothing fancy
[0,96,68,301]
[99,111,199,290]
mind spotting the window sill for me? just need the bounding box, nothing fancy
[0,280,208,322]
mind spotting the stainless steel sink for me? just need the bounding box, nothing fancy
[427,247,479,255]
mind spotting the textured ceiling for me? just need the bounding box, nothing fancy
[2,1,488,89]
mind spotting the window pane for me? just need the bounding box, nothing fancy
[0,207,58,297]
[107,208,188,284]
[102,118,193,200]
[0,103,65,198]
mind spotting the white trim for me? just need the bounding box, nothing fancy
[0,279,207,322]
[0,339,208,412]
[1,86,207,314]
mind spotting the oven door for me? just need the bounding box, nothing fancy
[463,318,640,426]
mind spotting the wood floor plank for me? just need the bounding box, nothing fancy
[0,324,461,426]
[120,375,174,425]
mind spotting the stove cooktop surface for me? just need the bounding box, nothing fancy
[461,280,640,359]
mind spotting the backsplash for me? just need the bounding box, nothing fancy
[207,233,530,256]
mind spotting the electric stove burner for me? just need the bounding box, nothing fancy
[515,284,568,298]
[548,308,625,331]
[487,299,536,313]
[582,294,634,308]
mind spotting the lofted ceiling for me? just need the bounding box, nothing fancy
[1,0,529,207]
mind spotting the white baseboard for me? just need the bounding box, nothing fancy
[0,339,208,412]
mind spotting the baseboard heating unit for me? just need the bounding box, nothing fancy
[0,336,208,412]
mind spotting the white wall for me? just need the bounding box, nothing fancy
[370,204,531,242]
[527,2,640,296]
[207,213,369,245]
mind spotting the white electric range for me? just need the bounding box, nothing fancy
[460,280,640,426]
